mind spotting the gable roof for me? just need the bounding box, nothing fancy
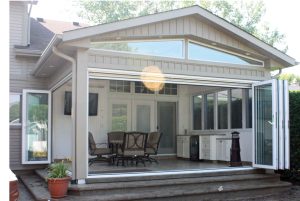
[62,5,295,67]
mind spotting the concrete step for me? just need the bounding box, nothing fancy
[68,172,284,196]
[19,173,51,201]
[62,180,291,201]
[85,167,264,183]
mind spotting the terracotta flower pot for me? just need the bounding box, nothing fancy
[47,177,71,198]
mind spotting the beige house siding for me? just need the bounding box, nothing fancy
[88,50,270,81]
[94,16,260,56]
[10,2,48,170]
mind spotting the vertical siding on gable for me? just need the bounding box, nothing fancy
[97,16,261,55]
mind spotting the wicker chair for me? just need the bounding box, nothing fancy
[145,132,162,164]
[88,132,111,166]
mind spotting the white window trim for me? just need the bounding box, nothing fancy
[22,89,51,164]
[9,92,22,126]
[188,39,264,67]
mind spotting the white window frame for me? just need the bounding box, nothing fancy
[22,89,51,164]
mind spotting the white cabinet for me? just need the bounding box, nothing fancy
[177,136,190,158]
[216,138,231,161]
[199,136,210,160]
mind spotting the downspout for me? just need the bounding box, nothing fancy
[52,47,77,182]
[272,68,282,79]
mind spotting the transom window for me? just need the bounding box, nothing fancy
[159,83,177,95]
[91,40,184,59]
[109,80,131,93]
[188,41,263,66]
[135,82,154,94]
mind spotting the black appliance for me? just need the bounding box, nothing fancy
[190,135,199,161]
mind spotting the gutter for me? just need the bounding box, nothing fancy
[52,47,77,182]
[32,34,62,76]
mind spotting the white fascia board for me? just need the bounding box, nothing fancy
[32,34,62,76]
[63,6,295,66]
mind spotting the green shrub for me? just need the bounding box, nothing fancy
[280,91,300,184]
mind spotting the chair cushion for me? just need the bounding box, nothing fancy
[93,148,111,155]
[146,147,156,154]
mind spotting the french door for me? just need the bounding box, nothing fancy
[252,79,289,170]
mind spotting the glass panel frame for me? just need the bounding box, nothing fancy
[22,89,51,164]
[193,95,202,130]
[204,94,214,130]
[252,79,278,169]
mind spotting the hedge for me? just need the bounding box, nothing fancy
[279,91,300,184]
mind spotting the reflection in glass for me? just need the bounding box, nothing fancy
[193,95,202,130]
[159,83,177,95]
[112,104,127,131]
[109,80,130,93]
[25,93,48,161]
[188,42,263,66]
[231,89,243,128]
[91,40,184,58]
[205,94,214,129]
[218,91,228,129]
[254,84,272,165]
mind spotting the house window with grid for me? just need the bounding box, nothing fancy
[159,83,177,95]
[109,80,131,93]
[135,82,154,94]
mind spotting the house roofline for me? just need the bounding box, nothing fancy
[32,34,62,76]
[62,5,296,67]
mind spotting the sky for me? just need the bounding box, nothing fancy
[30,0,300,75]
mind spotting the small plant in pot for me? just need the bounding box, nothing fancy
[47,161,71,198]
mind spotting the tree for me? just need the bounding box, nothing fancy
[77,0,287,52]
[279,73,300,85]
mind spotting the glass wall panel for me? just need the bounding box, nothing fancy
[91,40,184,58]
[231,89,243,128]
[25,92,49,162]
[193,95,202,130]
[246,89,252,128]
[188,42,263,66]
[218,91,228,129]
[10,94,21,124]
[254,84,273,165]
[205,94,214,129]
[112,104,127,131]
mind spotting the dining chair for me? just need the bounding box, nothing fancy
[145,132,162,164]
[88,132,112,166]
[116,131,148,166]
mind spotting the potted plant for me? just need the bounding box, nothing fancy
[47,161,71,198]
